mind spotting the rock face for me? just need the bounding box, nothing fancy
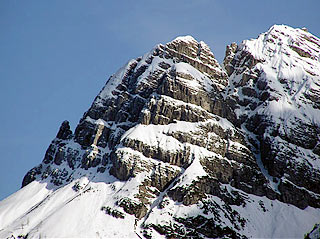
[1,26,320,239]
[224,25,320,210]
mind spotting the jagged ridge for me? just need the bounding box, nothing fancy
[1,25,320,239]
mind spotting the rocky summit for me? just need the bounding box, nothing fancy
[1,25,320,239]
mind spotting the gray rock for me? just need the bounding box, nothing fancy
[56,120,72,140]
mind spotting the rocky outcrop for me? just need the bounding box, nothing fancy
[12,26,320,239]
[56,120,73,140]
[223,42,237,76]
[224,24,320,209]
[305,223,320,239]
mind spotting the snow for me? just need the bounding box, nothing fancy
[229,24,320,182]
[232,192,320,238]
[0,181,51,230]
[174,62,215,92]
[96,59,137,104]
[0,174,141,238]
[173,148,208,188]
[121,121,197,154]
[144,184,320,239]
[120,118,239,191]
[309,224,320,239]
[122,125,183,154]
[134,52,172,87]
[170,35,197,44]
[121,116,237,165]
[1,26,320,239]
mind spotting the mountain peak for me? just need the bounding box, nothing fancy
[242,24,320,61]
[167,35,214,61]
[1,25,320,239]
[267,24,311,35]
[170,35,197,44]
[163,35,228,88]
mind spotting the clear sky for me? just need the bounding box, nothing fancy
[0,0,319,200]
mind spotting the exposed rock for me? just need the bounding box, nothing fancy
[56,120,72,140]
[305,223,320,239]
[118,197,148,219]
[21,164,42,187]
[223,42,237,76]
[11,26,320,239]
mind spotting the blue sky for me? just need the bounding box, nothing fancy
[0,0,319,200]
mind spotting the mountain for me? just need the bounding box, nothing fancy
[1,25,320,239]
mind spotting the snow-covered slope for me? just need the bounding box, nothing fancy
[224,25,320,209]
[1,26,320,239]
